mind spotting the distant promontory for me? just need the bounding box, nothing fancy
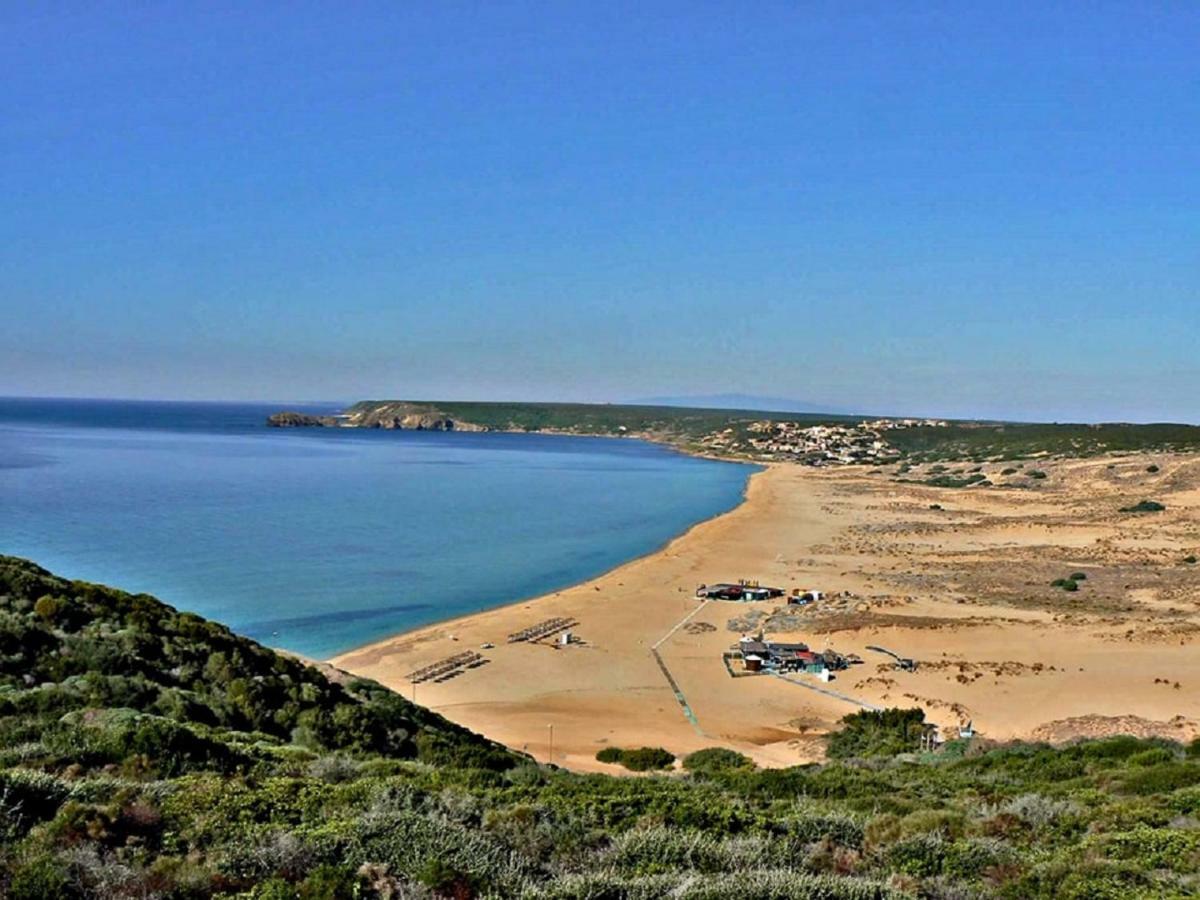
[268,402,486,432]
[268,400,1200,465]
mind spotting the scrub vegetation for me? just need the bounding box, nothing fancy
[4,556,1200,899]
[340,401,1200,462]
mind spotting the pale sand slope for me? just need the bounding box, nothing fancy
[334,454,1200,772]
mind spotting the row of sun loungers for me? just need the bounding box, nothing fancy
[507,616,577,644]
[407,651,486,684]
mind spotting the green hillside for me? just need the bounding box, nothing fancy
[336,400,1200,461]
[343,399,854,437]
[4,556,1200,898]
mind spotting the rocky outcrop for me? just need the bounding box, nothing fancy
[267,411,339,428]
[267,403,489,432]
[345,403,488,431]
[360,413,486,432]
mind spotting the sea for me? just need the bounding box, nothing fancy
[0,398,755,658]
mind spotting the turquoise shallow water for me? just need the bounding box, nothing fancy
[0,398,754,658]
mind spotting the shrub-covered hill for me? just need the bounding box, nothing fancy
[0,555,515,773]
[4,557,1200,899]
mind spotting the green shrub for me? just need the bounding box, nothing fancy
[887,833,945,877]
[298,864,356,899]
[1029,470,1047,479]
[593,746,675,771]
[620,747,676,772]
[1146,464,1160,473]
[1127,747,1175,767]
[5,854,74,900]
[682,748,753,777]
[1121,762,1200,795]
[942,838,1014,879]
[1103,824,1200,872]
[827,709,926,759]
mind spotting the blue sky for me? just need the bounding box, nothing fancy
[2,3,1197,422]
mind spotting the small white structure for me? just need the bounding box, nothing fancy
[559,631,572,646]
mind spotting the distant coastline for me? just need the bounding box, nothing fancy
[2,397,755,658]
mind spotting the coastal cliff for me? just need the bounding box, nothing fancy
[342,401,488,431]
[267,402,488,431]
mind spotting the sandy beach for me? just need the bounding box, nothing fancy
[334,454,1200,772]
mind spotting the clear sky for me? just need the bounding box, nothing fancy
[2,3,1197,422]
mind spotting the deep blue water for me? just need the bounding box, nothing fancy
[0,398,754,658]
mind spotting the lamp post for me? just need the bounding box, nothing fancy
[547,723,554,767]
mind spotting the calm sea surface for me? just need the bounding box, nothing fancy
[0,398,754,658]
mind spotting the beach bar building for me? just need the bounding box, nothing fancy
[697,581,786,602]
[736,636,849,674]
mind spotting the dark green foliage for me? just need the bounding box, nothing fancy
[1028,470,1048,479]
[827,708,927,759]
[0,556,508,769]
[887,422,1200,461]
[1147,464,1160,473]
[595,746,676,771]
[1185,555,1198,565]
[1051,578,1080,592]
[682,747,754,776]
[924,472,987,488]
[6,558,1200,898]
[1120,499,1166,513]
[595,746,624,764]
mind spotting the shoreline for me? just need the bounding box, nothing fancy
[331,463,839,771]
[332,452,1200,772]
[329,458,768,666]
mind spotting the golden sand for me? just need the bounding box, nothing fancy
[334,454,1200,772]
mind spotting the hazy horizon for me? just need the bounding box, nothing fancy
[2,392,1195,428]
[3,5,1197,423]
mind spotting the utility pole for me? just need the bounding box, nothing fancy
[547,723,554,766]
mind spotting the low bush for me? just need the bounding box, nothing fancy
[827,709,926,759]
[683,747,753,777]
[594,746,675,771]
